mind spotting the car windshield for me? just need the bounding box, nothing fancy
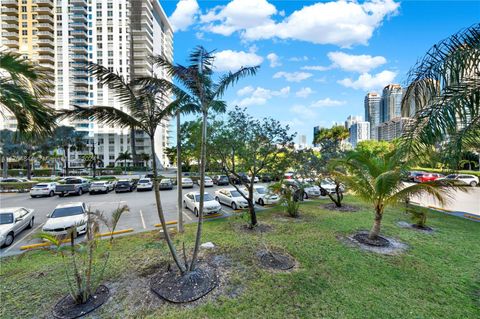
[231,190,242,197]
[205,177,212,181]
[219,176,228,179]
[51,206,84,218]
[183,178,192,182]
[66,179,82,184]
[0,213,14,224]
[255,187,266,194]
[33,184,49,188]
[117,181,130,186]
[446,175,456,178]
[92,182,106,185]
[194,194,215,202]
[139,179,151,183]
[160,179,170,183]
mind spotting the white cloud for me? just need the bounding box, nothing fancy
[311,98,346,107]
[327,51,387,73]
[235,86,290,106]
[169,0,200,32]
[201,0,277,36]
[290,104,316,118]
[213,50,263,72]
[289,56,309,62]
[338,70,397,90]
[301,65,331,71]
[267,53,281,67]
[296,87,314,98]
[273,71,312,82]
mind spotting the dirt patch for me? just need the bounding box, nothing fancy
[397,221,435,233]
[236,223,273,234]
[52,285,110,319]
[322,203,360,212]
[256,249,296,271]
[341,231,408,255]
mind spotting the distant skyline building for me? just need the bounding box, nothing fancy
[298,134,307,148]
[349,121,370,148]
[380,84,403,123]
[377,117,413,141]
[364,92,381,140]
[345,115,362,130]
[313,125,322,147]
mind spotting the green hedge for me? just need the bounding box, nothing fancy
[6,169,57,177]
[414,167,480,178]
[0,182,37,191]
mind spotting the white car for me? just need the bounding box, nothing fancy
[284,180,321,199]
[183,192,221,217]
[215,188,249,210]
[244,185,279,206]
[441,174,479,187]
[30,182,57,198]
[0,207,35,247]
[204,176,214,187]
[43,202,88,236]
[137,178,153,191]
[182,177,194,188]
[89,180,114,194]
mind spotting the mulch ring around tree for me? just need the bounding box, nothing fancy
[150,263,218,303]
[322,203,360,212]
[52,285,110,319]
[397,221,435,233]
[341,230,408,255]
[256,249,297,271]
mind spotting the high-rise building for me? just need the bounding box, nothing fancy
[1,0,173,169]
[344,115,362,130]
[380,84,403,123]
[377,117,413,141]
[349,121,370,148]
[364,92,381,140]
[313,125,322,147]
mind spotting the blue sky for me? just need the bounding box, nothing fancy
[162,0,480,144]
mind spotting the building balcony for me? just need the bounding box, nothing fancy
[2,0,18,7]
[70,0,87,5]
[36,47,55,55]
[36,23,54,30]
[70,30,87,37]
[33,6,51,14]
[2,32,18,39]
[35,15,54,23]
[71,54,88,61]
[36,39,54,47]
[70,22,87,28]
[1,7,18,15]
[71,46,87,54]
[34,55,55,63]
[71,14,87,22]
[36,31,54,38]
[70,38,87,45]
[2,15,18,23]
[72,78,89,85]
[72,69,88,76]
[34,0,54,7]
[2,40,18,48]
[1,23,18,31]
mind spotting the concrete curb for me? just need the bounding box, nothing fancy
[154,220,178,227]
[427,205,480,222]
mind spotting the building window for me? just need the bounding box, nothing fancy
[22,14,28,19]
[22,6,27,12]
[22,30,28,36]
[97,35,102,41]
[108,51,113,57]
[108,35,113,41]
[108,59,113,65]
[107,27,113,33]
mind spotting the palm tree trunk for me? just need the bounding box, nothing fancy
[368,206,383,239]
[130,128,137,167]
[189,110,208,271]
[2,155,8,178]
[124,158,127,175]
[64,146,69,176]
[176,111,184,233]
[26,155,31,180]
[150,136,186,274]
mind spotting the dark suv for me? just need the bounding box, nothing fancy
[115,180,136,193]
[213,175,229,185]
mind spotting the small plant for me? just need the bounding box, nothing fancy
[405,200,429,229]
[37,205,128,304]
[270,181,301,218]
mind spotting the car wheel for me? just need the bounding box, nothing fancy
[215,196,220,202]
[59,193,65,197]
[77,188,83,196]
[470,181,478,187]
[231,202,238,210]
[27,217,34,229]
[49,190,54,197]
[3,232,14,247]
[183,201,187,208]
[194,208,199,217]
[259,198,264,206]
[30,195,37,198]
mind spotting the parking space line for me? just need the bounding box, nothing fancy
[183,211,192,221]
[139,210,146,229]
[4,222,44,253]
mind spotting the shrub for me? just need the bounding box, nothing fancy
[269,181,301,218]
[0,182,37,191]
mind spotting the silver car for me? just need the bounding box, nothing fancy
[0,207,35,247]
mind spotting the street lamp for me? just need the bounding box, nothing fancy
[91,140,100,178]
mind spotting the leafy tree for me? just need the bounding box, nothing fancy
[155,47,259,271]
[211,107,294,228]
[313,125,349,156]
[269,181,302,218]
[82,154,102,176]
[164,146,177,166]
[0,53,55,135]
[355,140,394,157]
[116,150,132,174]
[52,126,87,176]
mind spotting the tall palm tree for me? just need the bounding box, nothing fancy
[138,152,151,169]
[401,24,480,165]
[116,150,132,174]
[335,150,455,240]
[153,46,259,271]
[0,130,19,178]
[59,64,188,274]
[0,52,55,134]
[52,126,86,176]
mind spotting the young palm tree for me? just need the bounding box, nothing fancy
[115,150,132,174]
[401,24,480,165]
[0,52,55,134]
[59,64,188,273]
[52,126,87,176]
[153,46,259,271]
[335,150,455,240]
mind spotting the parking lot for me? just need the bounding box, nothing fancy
[0,183,272,257]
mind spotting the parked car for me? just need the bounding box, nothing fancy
[213,175,229,186]
[248,175,259,183]
[440,174,479,187]
[143,173,155,179]
[215,188,249,210]
[181,177,194,188]
[115,180,136,193]
[89,180,115,194]
[43,202,88,236]
[159,179,173,190]
[183,192,222,217]
[407,171,425,182]
[55,178,91,197]
[260,174,272,183]
[414,173,444,183]
[0,207,35,247]
[204,176,214,187]
[137,178,153,191]
[1,178,31,183]
[284,180,321,199]
[242,185,279,206]
[30,182,57,198]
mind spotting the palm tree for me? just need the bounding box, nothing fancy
[335,150,455,240]
[401,24,480,166]
[153,46,259,271]
[138,153,151,169]
[0,130,19,178]
[52,126,86,176]
[59,63,188,274]
[0,52,55,134]
[116,150,132,174]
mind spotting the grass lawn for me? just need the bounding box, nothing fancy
[1,196,479,318]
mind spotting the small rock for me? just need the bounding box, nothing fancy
[200,242,215,249]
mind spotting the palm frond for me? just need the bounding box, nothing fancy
[88,63,136,106]
[214,66,260,98]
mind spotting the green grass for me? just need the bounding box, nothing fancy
[1,196,479,318]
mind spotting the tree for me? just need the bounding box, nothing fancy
[0,52,55,135]
[313,125,349,155]
[155,46,259,271]
[138,153,151,169]
[0,130,19,178]
[401,24,480,167]
[164,146,177,166]
[52,126,86,176]
[335,150,455,240]
[211,107,294,228]
[59,63,188,274]
[116,150,132,174]
[355,140,394,157]
[14,132,38,180]
[82,154,102,176]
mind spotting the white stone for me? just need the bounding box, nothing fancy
[200,242,215,249]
